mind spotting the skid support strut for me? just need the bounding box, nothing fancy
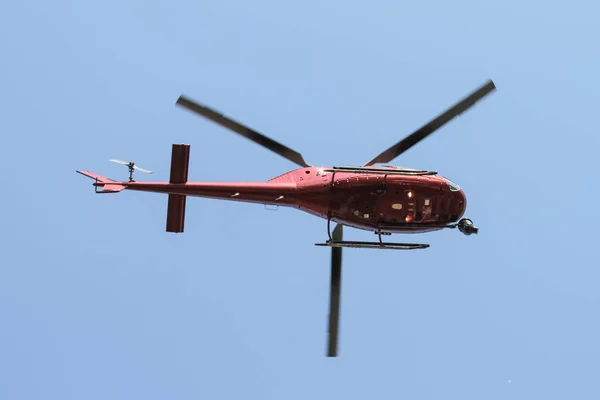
[318,216,430,250]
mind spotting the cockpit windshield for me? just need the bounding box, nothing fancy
[443,176,461,192]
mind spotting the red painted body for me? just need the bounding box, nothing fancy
[78,80,494,237]
[78,80,495,358]
[80,165,466,234]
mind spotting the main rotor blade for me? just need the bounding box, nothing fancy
[176,95,311,168]
[327,223,343,357]
[362,80,496,166]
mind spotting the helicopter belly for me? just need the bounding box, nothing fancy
[294,174,464,233]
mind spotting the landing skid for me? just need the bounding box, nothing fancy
[318,216,430,250]
[315,241,429,250]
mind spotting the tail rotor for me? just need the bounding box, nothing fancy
[109,159,153,182]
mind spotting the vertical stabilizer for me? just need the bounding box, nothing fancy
[166,144,191,233]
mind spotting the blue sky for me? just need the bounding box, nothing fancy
[2,0,599,399]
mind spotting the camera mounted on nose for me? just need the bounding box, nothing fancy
[458,218,478,235]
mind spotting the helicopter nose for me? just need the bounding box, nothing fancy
[439,175,467,219]
[454,188,467,218]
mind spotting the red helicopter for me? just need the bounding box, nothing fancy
[78,79,496,357]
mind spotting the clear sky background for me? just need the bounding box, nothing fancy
[2,1,599,399]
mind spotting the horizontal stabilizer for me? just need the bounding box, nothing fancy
[77,170,125,193]
[166,144,191,233]
[98,183,125,193]
[77,170,116,183]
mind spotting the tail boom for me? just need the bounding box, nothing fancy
[127,182,297,204]
[78,144,298,234]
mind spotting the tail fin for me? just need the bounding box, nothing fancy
[165,144,191,233]
[76,170,125,193]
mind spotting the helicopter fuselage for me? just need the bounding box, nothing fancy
[78,78,494,357]
[88,165,467,234]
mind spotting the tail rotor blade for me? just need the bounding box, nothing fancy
[109,159,129,166]
[110,159,153,175]
[133,165,153,174]
[327,223,343,357]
